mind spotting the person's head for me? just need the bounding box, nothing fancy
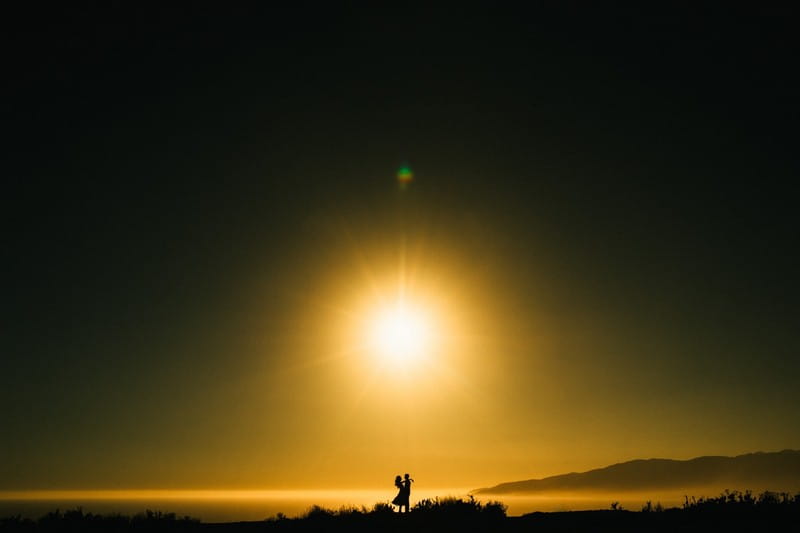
[395,475,402,485]
[404,473,410,480]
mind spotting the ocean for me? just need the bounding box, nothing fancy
[0,489,692,522]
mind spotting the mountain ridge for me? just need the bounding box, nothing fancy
[473,449,800,494]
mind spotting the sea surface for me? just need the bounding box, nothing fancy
[0,489,692,522]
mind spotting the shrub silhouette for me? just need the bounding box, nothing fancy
[300,505,334,520]
[370,502,395,515]
[0,507,199,533]
[411,495,506,518]
[3,492,799,532]
[680,489,800,511]
[641,500,663,512]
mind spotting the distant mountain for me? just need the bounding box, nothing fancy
[474,450,800,494]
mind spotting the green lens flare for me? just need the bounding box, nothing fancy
[397,165,414,186]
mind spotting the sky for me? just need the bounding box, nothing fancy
[3,6,799,492]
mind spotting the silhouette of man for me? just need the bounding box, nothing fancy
[401,473,413,513]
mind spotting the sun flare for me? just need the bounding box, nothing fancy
[368,304,432,364]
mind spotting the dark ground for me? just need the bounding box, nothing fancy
[1,511,793,533]
[3,493,798,533]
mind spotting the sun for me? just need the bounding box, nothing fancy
[368,303,432,364]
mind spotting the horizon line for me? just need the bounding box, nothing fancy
[0,488,478,501]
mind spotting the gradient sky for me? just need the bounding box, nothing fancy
[3,6,799,491]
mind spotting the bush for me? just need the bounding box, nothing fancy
[371,502,395,515]
[682,490,800,511]
[410,495,506,519]
[302,505,335,520]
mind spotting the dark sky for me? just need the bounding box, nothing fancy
[3,5,799,490]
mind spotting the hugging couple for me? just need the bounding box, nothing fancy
[391,473,414,513]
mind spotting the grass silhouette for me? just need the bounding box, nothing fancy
[1,491,798,532]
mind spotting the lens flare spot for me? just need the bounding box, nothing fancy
[396,165,414,189]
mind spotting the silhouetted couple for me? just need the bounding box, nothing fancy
[392,473,414,513]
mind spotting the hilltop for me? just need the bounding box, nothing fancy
[474,450,800,494]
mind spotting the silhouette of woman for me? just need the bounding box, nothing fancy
[391,475,404,510]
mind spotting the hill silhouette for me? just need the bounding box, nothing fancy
[474,450,800,494]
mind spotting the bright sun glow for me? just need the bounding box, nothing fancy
[368,304,432,364]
